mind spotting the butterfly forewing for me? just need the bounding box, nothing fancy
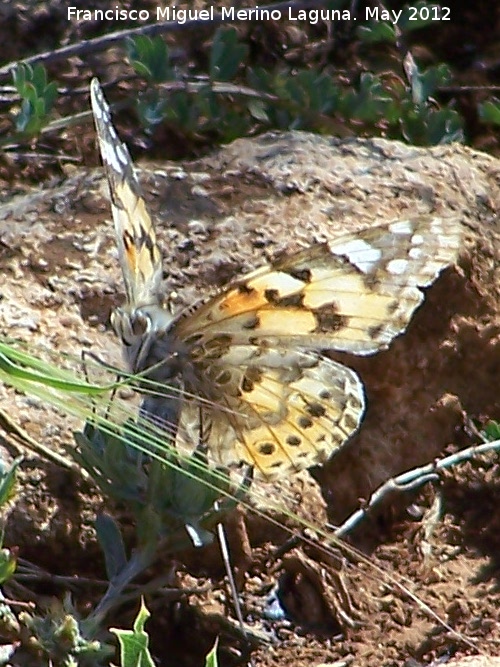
[174,217,461,356]
[90,78,462,482]
[90,79,163,311]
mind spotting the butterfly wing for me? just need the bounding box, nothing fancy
[175,347,365,480]
[173,216,461,355]
[90,78,163,310]
[167,216,460,478]
[90,79,461,480]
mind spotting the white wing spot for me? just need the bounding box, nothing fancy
[332,239,383,273]
[426,260,449,277]
[116,144,129,167]
[430,218,444,235]
[389,220,413,235]
[409,247,424,260]
[94,105,104,120]
[411,234,424,245]
[103,141,129,171]
[387,258,409,275]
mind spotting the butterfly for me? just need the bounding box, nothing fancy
[90,78,462,482]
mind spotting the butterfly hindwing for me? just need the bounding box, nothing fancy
[175,348,365,480]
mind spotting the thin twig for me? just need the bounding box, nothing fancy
[440,85,500,93]
[215,501,253,666]
[0,407,79,471]
[334,438,500,538]
[275,438,500,552]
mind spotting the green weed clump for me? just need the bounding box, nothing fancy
[6,2,500,149]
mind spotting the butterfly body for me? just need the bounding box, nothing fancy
[90,79,461,481]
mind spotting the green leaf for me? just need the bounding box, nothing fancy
[246,66,274,94]
[357,22,396,44]
[33,96,46,117]
[11,63,58,136]
[126,36,172,83]
[111,599,155,667]
[410,63,451,104]
[136,87,169,130]
[0,456,22,509]
[43,81,58,112]
[478,99,500,126]
[209,27,248,81]
[73,423,150,503]
[12,63,28,94]
[401,104,464,145]
[341,73,394,123]
[20,605,113,665]
[0,341,117,395]
[15,99,36,133]
[31,63,48,94]
[247,98,270,123]
[205,638,219,667]
[481,421,500,442]
[135,505,162,552]
[95,514,127,580]
[0,548,17,584]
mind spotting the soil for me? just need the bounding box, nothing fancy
[1,130,500,667]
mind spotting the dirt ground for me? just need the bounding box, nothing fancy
[1,128,499,666]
